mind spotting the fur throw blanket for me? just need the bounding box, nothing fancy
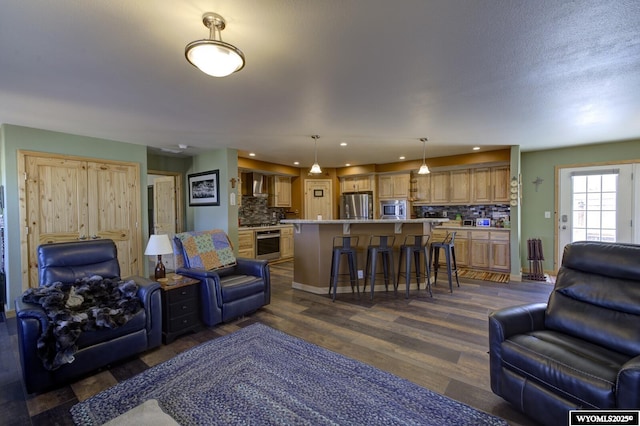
[21,275,142,371]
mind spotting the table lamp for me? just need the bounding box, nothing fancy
[145,234,173,279]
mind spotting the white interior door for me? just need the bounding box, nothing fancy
[557,164,634,266]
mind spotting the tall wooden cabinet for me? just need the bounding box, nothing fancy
[19,151,142,290]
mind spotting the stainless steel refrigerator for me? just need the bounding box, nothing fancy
[340,192,373,220]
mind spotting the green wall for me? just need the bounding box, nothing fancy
[0,124,149,308]
[521,138,640,273]
[186,148,239,247]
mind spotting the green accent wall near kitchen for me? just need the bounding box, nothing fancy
[521,138,640,273]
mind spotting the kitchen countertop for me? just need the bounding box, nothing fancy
[238,223,294,231]
[435,225,510,231]
[280,218,448,224]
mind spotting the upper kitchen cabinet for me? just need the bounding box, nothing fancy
[378,173,410,199]
[340,175,373,193]
[449,169,471,203]
[492,165,510,203]
[429,171,450,204]
[472,165,510,203]
[267,176,291,207]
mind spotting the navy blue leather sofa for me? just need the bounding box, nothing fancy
[15,239,162,394]
[489,241,640,425]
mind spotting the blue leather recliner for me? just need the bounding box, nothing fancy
[489,241,640,425]
[15,239,162,394]
[172,230,270,326]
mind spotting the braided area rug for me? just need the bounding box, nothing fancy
[71,323,506,425]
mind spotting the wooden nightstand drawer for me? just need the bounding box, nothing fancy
[167,312,200,333]
[167,297,198,317]
[165,284,198,304]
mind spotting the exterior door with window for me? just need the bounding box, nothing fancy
[557,164,633,267]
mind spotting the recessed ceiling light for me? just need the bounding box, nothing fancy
[399,156,405,160]
[293,161,300,165]
[249,153,256,157]
[345,163,351,167]
[340,142,348,146]
[473,146,480,151]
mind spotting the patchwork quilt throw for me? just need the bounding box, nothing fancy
[21,275,141,370]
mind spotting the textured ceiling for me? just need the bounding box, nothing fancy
[1,1,639,168]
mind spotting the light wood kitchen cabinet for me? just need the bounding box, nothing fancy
[238,230,255,258]
[492,166,510,203]
[341,175,373,193]
[469,230,510,271]
[471,167,492,203]
[268,176,291,207]
[280,226,294,259]
[430,171,450,204]
[449,169,471,203]
[430,229,468,267]
[413,173,430,202]
[489,231,510,271]
[378,173,410,198]
[470,231,491,269]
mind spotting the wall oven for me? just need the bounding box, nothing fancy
[379,199,407,219]
[255,229,281,260]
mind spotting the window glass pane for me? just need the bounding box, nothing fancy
[573,211,586,227]
[586,229,601,241]
[601,211,616,228]
[587,175,601,192]
[602,192,616,210]
[586,211,601,228]
[573,228,586,241]
[587,193,601,210]
[573,193,586,211]
[601,229,616,242]
[602,174,617,192]
[573,176,586,192]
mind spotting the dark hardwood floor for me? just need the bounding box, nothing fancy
[0,261,552,425]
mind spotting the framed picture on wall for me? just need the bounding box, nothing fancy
[188,170,220,206]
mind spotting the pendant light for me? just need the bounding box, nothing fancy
[309,135,322,174]
[185,12,245,77]
[418,138,430,175]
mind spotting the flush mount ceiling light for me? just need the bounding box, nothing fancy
[185,12,245,77]
[418,138,430,175]
[309,135,322,174]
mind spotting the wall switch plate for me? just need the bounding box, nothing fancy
[357,270,364,279]
[544,211,551,218]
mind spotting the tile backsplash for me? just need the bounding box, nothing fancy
[413,204,510,220]
[239,196,286,225]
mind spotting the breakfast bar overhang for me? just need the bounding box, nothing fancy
[280,219,448,295]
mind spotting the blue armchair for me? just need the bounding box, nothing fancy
[173,230,270,326]
[15,239,162,394]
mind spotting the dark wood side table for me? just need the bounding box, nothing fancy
[157,274,202,344]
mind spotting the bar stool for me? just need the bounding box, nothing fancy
[430,231,460,293]
[329,235,360,301]
[363,235,396,300]
[396,234,432,298]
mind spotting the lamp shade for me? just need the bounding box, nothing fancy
[185,12,245,78]
[185,41,245,77]
[144,234,173,256]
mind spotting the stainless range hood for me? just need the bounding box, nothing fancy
[242,172,268,197]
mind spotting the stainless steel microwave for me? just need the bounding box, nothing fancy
[379,199,407,219]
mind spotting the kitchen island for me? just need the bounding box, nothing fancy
[279,219,447,295]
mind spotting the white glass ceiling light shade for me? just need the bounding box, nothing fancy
[418,138,430,175]
[185,12,245,77]
[309,135,322,174]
